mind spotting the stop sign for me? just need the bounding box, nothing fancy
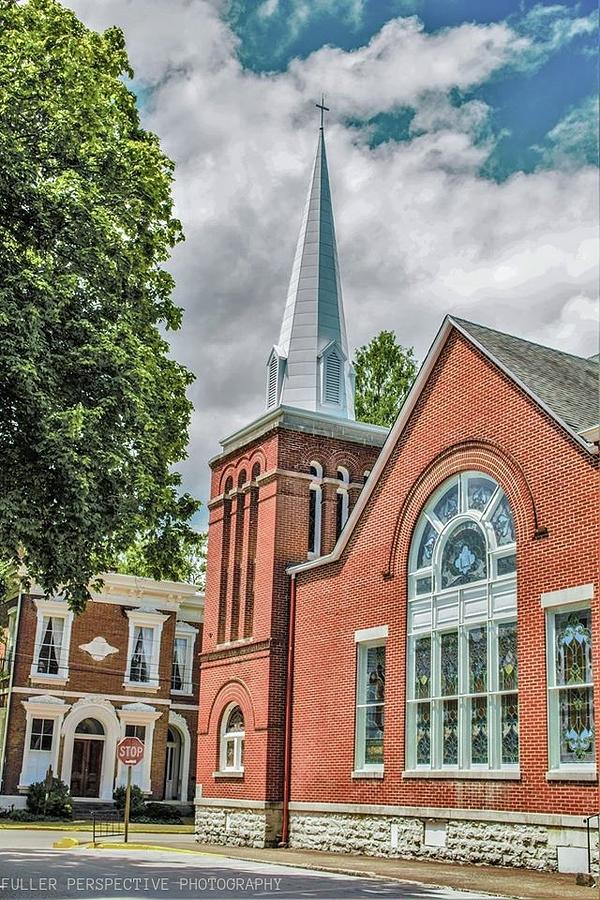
[117,736,145,766]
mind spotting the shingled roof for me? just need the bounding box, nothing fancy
[451,317,599,437]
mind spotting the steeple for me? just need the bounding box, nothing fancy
[266,106,355,419]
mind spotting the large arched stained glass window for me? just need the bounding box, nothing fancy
[406,472,518,773]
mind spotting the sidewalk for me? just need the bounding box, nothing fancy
[143,836,596,900]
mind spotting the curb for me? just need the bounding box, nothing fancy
[52,838,80,848]
[82,842,211,855]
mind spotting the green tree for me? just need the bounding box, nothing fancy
[354,331,417,428]
[117,529,207,590]
[0,0,198,612]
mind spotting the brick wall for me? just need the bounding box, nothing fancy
[197,422,382,805]
[290,330,599,816]
[3,592,201,801]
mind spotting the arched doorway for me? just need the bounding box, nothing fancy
[70,718,105,798]
[164,727,181,800]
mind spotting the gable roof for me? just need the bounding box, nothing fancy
[288,315,598,577]
[453,318,599,435]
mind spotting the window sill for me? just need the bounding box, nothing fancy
[212,770,244,779]
[171,688,194,697]
[403,769,521,781]
[123,682,160,693]
[352,769,384,780]
[545,769,597,782]
[29,674,68,686]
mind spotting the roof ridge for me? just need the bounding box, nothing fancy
[450,316,597,366]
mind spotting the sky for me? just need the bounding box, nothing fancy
[64,0,599,527]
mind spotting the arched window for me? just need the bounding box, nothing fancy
[251,462,261,482]
[220,705,245,773]
[406,471,518,773]
[336,467,350,540]
[308,462,323,557]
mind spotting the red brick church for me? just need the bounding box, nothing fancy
[195,119,599,873]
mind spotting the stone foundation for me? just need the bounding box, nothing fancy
[195,801,282,848]
[287,807,598,875]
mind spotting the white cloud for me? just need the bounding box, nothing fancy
[63,1,599,520]
[535,95,599,168]
[511,4,598,71]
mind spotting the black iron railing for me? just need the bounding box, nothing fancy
[91,811,124,843]
[584,813,599,875]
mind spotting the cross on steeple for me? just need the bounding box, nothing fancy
[316,95,329,130]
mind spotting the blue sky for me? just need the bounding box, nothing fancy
[226,0,598,178]
[68,0,599,517]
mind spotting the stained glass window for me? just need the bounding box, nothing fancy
[497,554,516,577]
[441,522,487,589]
[355,642,386,770]
[443,699,459,765]
[549,607,594,769]
[468,626,487,694]
[467,476,496,512]
[416,703,431,765]
[414,637,431,699]
[441,631,459,695]
[221,705,245,772]
[407,471,518,772]
[416,576,432,595]
[498,623,517,692]
[417,521,438,569]
[491,496,515,546]
[434,484,459,524]
[471,697,488,765]
[501,694,519,764]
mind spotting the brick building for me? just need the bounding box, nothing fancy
[195,120,599,873]
[0,573,202,808]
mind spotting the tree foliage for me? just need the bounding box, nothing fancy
[0,0,198,612]
[117,529,207,590]
[354,331,417,428]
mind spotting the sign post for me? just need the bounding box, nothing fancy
[116,737,145,843]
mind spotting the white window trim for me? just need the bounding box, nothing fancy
[354,633,386,776]
[29,598,74,686]
[124,608,169,692]
[541,584,594,609]
[545,601,595,776]
[307,461,323,559]
[336,467,350,536]
[116,703,162,794]
[171,622,199,696]
[218,703,245,774]
[18,695,69,790]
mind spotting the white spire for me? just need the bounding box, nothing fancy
[266,120,355,419]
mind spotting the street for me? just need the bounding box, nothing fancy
[0,832,506,899]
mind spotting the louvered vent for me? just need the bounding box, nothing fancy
[324,353,341,404]
[267,354,279,408]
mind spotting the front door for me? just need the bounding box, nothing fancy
[164,728,181,800]
[70,739,103,797]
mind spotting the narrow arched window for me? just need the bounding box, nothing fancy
[406,471,518,773]
[220,705,245,773]
[336,466,350,540]
[308,462,323,557]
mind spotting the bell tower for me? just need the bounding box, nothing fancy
[195,106,388,847]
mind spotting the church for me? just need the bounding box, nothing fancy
[195,116,599,874]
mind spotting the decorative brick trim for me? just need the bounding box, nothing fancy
[200,639,274,664]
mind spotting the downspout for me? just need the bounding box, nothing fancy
[280,572,297,846]
[0,578,24,793]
